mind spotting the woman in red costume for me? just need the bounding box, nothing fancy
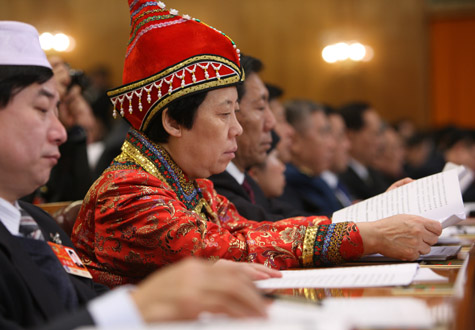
[72,0,441,288]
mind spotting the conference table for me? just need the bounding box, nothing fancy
[41,202,475,330]
[264,219,475,330]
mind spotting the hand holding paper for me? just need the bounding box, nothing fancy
[332,168,465,260]
[358,215,442,260]
[332,168,466,228]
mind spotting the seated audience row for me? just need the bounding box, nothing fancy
[71,2,441,290]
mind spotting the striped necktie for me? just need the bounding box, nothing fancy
[242,178,256,204]
[19,208,45,240]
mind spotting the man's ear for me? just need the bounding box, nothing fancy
[162,108,182,137]
[289,131,303,155]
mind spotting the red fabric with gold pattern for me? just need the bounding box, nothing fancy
[108,0,244,131]
[340,223,364,259]
[71,130,364,288]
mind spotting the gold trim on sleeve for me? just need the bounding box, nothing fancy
[327,222,346,264]
[302,225,318,267]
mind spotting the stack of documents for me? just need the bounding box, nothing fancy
[332,168,466,228]
[255,263,419,289]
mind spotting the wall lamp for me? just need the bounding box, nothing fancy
[322,42,373,63]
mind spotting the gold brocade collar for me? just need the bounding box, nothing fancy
[113,129,210,220]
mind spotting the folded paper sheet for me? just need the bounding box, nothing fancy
[332,168,465,228]
[255,263,419,289]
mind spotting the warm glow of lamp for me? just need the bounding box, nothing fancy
[39,32,54,51]
[334,42,350,61]
[363,45,374,62]
[53,33,70,51]
[322,41,372,63]
[322,45,338,63]
[39,32,75,52]
[349,42,366,61]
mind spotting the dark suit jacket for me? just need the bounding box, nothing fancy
[339,165,389,201]
[0,201,107,330]
[209,171,307,222]
[280,164,344,217]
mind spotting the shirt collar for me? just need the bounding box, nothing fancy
[349,158,369,181]
[0,197,21,235]
[226,161,245,185]
[321,170,338,189]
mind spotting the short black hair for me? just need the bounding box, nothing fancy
[0,65,54,108]
[266,83,283,101]
[406,131,431,148]
[237,55,263,100]
[338,101,372,131]
[285,99,324,132]
[435,126,475,151]
[144,90,208,143]
[322,103,337,116]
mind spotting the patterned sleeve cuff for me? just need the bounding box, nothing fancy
[339,222,364,260]
[302,225,319,267]
[303,222,364,267]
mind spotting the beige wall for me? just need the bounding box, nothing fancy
[0,0,471,128]
[0,0,130,86]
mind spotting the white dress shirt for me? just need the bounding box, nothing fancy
[226,161,245,185]
[321,171,353,207]
[348,158,370,182]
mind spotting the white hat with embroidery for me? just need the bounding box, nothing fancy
[0,21,51,69]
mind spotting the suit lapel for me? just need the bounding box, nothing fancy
[0,222,65,319]
[212,171,250,200]
[245,174,269,207]
[18,201,102,303]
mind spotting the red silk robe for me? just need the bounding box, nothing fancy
[72,129,364,288]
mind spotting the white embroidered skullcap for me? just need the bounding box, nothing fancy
[0,21,51,69]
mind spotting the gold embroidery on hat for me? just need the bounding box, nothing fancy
[142,74,241,130]
[108,55,241,96]
[108,54,244,130]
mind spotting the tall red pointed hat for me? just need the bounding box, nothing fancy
[108,0,244,131]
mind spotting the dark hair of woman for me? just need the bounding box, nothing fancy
[0,65,54,108]
[144,90,208,143]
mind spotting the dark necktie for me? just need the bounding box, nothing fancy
[17,207,79,309]
[334,181,352,207]
[242,178,256,204]
[19,208,45,240]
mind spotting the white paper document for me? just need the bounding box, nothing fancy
[255,263,419,289]
[359,245,461,262]
[321,297,434,329]
[78,297,434,330]
[413,267,449,283]
[443,162,474,193]
[332,168,465,228]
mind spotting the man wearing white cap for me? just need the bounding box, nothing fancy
[0,20,277,329]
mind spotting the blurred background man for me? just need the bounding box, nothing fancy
[339,102,389,200]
